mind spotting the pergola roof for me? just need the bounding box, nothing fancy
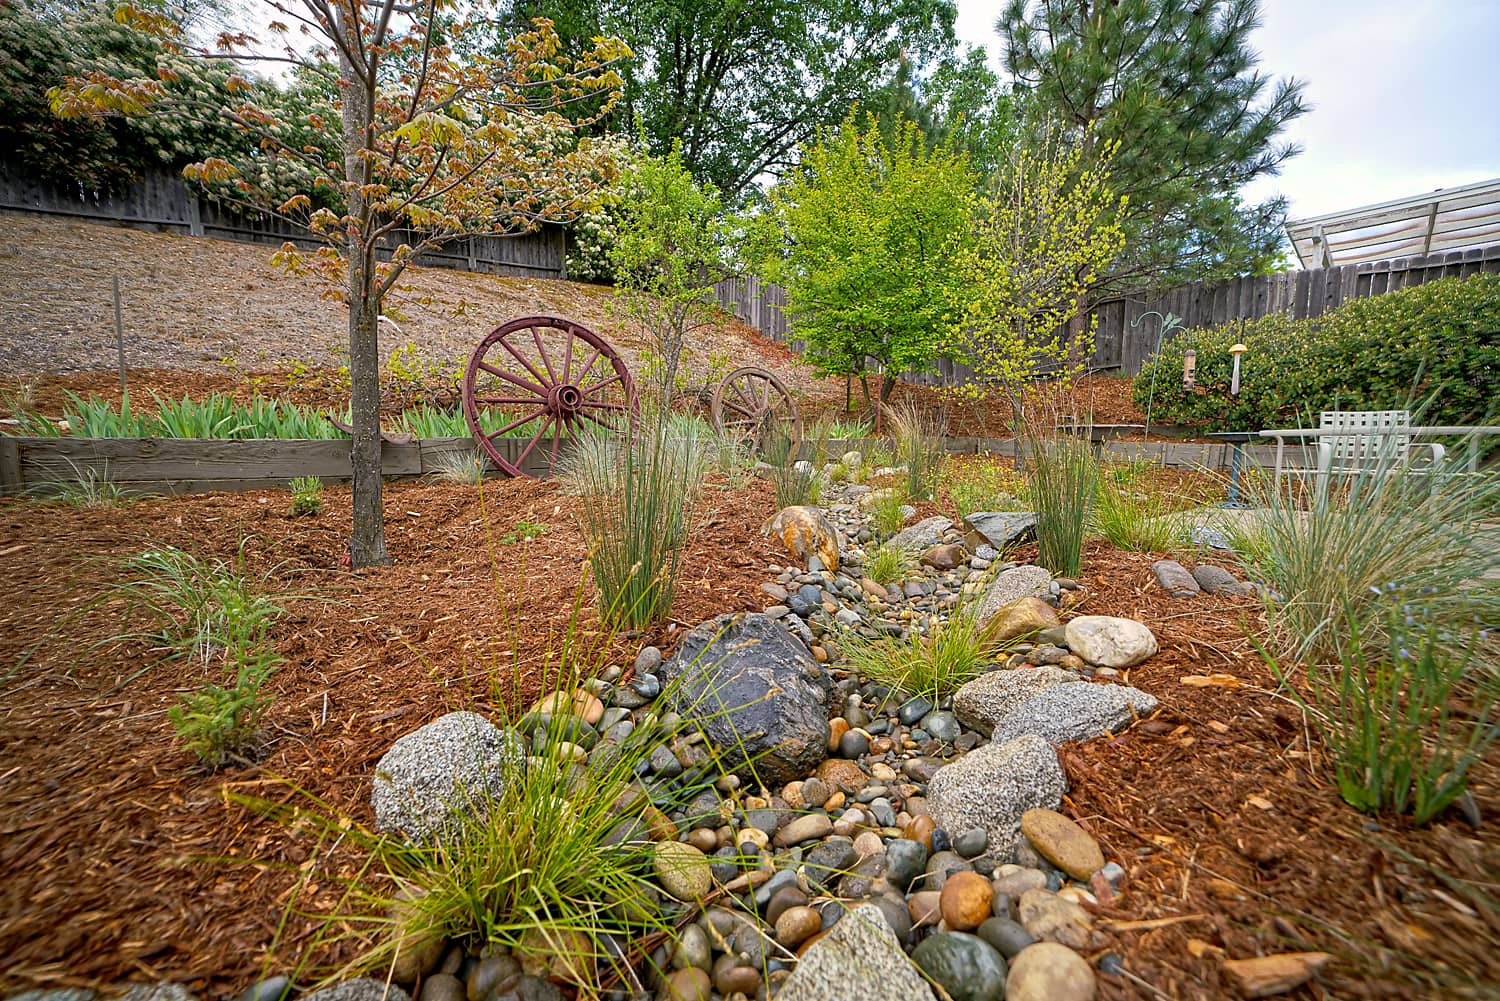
[1285,177,1500,269]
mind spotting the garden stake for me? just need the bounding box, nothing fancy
[113,274,127,396]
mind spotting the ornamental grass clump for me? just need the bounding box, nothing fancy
[838,603,1006,701]
[561,416,709,629]
[864,541,916,585]
[1092,477,1184,554]
[1027,435,1098,576]
[886,399,947,501]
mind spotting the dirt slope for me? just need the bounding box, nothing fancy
[0,214,835,406]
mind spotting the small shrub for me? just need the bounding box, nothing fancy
[838,605,1005,700]
[170,645,279,768]
[1134,274,1500,431]
[1028,435,1097,576]
[886,399,947,500]
[289,476,323,516]
[864,541,915,585]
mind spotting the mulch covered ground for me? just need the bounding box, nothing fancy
[1,481,1495,1000]
[0,476,784,996]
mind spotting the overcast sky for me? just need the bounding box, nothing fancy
[954,0,1500,221]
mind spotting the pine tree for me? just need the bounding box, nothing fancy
[999,0,1307,288]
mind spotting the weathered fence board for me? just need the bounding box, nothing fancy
[0,436,562,496]
[715,243,1500,384]
[0,162,567,279]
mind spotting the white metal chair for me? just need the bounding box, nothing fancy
[1312,410,1446,493]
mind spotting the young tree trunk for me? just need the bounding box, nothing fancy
[338,7,389,568]
[347,256,390,568]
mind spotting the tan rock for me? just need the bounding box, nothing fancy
[761,505,841,570]
[827,717,850,753]
[1222,953,1332,998]
[815,757,869,793]
[517,926,595,986]
[1006,942,1096,1001]
[774,905,823,948]
[908,890,943,927]
[989,597,1062,644]
[920,543,966,570]
[939,871,994,931]
[1021,809,1105,880]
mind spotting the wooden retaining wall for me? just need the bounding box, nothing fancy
[0,434,1301,498]
[0,436,560,496]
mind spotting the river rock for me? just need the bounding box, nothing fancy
[776,904,937,1001]
[939,871,995,931]
[1005,942,1096,1001]
[1020,809,1105,880]
[762,506,842,570]
[910,932,1008,1001]
[1063,616,1158,668]
[1151,560,1201,598]
[371,712,523,843]
[985,597,1062,644]
[927,735,1065,862]
[1193,564,1248,595]
[920,543,966,570]
[975,567,1052,625]
[661,613,831,787]
[889,516,953,551]
[1017,889,1102,950]
[963,512,1038,549]
[988,682,1159,745]
[951,667,1080,736]
[653,841,713,901]
[300,982,411,1001]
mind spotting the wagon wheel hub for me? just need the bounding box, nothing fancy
[548,383,585,417]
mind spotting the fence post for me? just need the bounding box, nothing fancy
[186,192,204,236]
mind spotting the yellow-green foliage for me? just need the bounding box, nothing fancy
[944,136,1127,402]
[1134,274,1500,430]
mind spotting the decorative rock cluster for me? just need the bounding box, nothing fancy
[33,477,1181,1001]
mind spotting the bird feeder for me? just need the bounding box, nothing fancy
[1229,342,1248,395]
[1182,349,1197,389]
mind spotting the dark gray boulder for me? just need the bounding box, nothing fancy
[661,612,832,788]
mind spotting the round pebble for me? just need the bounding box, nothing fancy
[653,841,712,901]
[1005,942,1096,1001]
[774,905,822,948]
[940,870,996,931]
[663,968,712,1001]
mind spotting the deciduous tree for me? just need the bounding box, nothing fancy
[50,2,627,566]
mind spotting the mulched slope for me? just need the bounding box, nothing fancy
[1061,540,1500,1000]
[0,477,783,997]
[2,488,1495,1000]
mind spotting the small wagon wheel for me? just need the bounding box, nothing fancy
[462,315,637,478]
[711,366,801,451]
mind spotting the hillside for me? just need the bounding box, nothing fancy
[0,214,836,406]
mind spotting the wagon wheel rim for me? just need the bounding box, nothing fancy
[711,366,801,453]
[462,315,637,478]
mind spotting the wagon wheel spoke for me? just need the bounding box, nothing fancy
[583,372,624,396]
[561,325,576,384]
[515,415,554,468]
[499,336,552,389]
[478,361,547,398]
[488,406,547,439]
[579,400,626,411]
[549,416,564,469]
[576,409,621,432]
[473,395,543,406]
[531,325,561,385]
[574,347,602,385]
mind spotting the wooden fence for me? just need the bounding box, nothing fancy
[0,436,559,496]
[714,243,1500,383]
[0,162,567,279]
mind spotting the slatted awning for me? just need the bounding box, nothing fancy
[1285,177,1500,269]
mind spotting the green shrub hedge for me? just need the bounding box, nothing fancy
[1132,274,1500,430]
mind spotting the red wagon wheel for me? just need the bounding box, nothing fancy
[462,315,637,478]
[711,366,801,452]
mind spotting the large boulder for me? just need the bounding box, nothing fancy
[952,667,1080,737]
[661,612,832,788]
[1063,616,1158,668]
[988,682,1159,746]
[963,512,1039,551]
[762,506,842,570]
[371,712,523,843]
[777,905,937,1001]
[927,735,1066,862]
[975,566,1052,625]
